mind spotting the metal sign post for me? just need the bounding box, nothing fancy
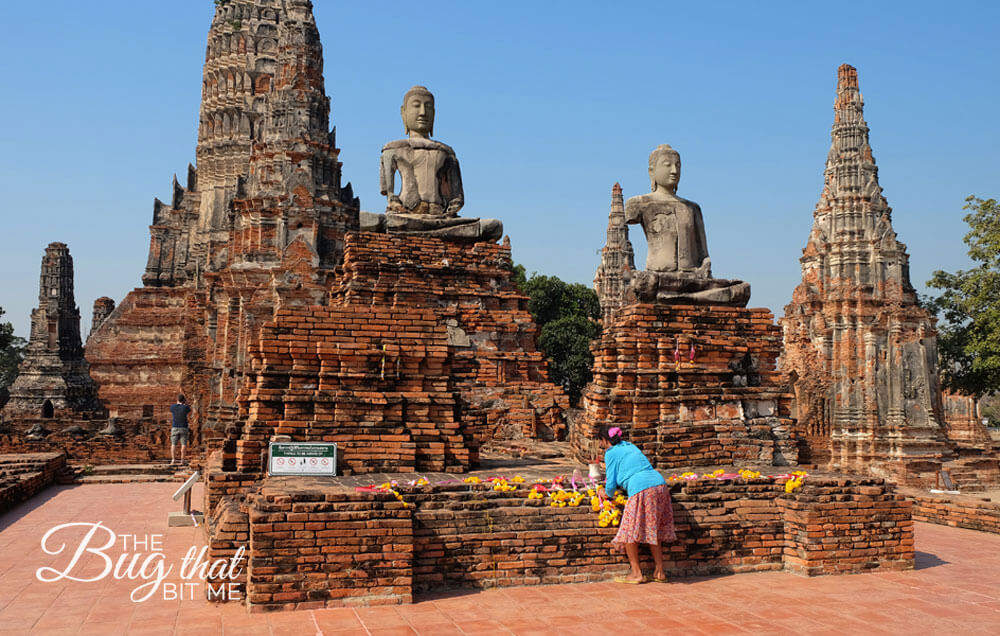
[168,471,204,527]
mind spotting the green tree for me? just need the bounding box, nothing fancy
[516,271,601,404]
[926,196,1000,395]
[0,307,27,406]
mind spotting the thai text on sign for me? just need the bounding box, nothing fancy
[268,442,337,476]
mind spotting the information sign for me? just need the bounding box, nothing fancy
[269,442,337,476]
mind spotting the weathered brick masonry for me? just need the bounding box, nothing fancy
[0,452,66,514]
[901,488,1000,535]
[575,303,796,469]
[223,232,569,477]
[209,474,913,611]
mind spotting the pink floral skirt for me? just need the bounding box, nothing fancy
[612,484,676,550]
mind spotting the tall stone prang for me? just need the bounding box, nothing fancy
[87,0,361,429]
[3,243,103,420]
[593,183,635,326]
[141,0,359,287]
[781,64,997,487]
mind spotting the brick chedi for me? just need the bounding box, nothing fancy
[781,65,998,488]
[3,243,103,422]
[593,183,635,326]
[86,0,359,434]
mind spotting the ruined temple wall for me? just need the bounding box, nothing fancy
[86,287,189,422]
[575,303,795,468]
[231,475,912,610]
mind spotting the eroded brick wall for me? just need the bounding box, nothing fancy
[0,418,182,464]
[902,489,1000,535]
[575,303,796,468]
[0,452,66,514]
[223,475,913,610]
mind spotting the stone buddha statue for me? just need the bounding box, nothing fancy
[624,144,750,306]
[368,86,502,243]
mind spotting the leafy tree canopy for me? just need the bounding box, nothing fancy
[515,269,601,404]
[926,196,1000,395]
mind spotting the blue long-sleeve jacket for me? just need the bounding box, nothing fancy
[604,441,665,496]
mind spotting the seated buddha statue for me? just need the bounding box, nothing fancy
[367,86,501,243]
[624,144,749,306]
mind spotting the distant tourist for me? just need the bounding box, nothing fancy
[596,425,676,583]
[169,394,192,465]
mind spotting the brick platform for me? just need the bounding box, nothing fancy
[0,452,65,514]
[574,303,796,468]
[220,471,912,611]
[902,488,1000,535]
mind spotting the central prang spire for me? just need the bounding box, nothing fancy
[142,0,358,288]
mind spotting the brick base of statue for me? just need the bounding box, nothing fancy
[572,303,797,467]
[223,232,569,476]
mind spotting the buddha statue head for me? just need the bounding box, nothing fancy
[648,144,681,194]
[401,85,435,138]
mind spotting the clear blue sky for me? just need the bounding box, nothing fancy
[1,1,998,339]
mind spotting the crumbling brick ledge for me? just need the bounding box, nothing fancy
[901,487,1000,535]
[0,452,66,514]
[208,472,914,611]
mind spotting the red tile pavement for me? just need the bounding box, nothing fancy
[2,483,999,635]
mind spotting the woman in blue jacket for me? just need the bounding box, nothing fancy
[596,425,676,583]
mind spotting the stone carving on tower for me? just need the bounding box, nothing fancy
[3,243,103,421]
[780,65,998,486]
[593,183,635,325]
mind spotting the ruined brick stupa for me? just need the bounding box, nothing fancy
[781,64,998,488]
[4,243,103,423]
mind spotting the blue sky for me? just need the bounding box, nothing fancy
[1,0,998,339]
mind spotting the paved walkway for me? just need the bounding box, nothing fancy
[1,483,999,635]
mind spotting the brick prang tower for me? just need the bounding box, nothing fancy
[88,0,360,431]
[142,0,358,288]
[593,183,635,326]
[781,65,998,487]
[4,243,103,419]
